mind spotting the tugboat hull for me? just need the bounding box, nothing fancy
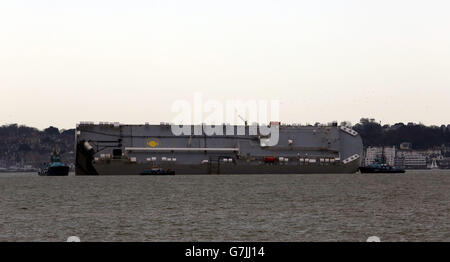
[47,166,70,176]
[39,166,70,176]
[359,167,405,174]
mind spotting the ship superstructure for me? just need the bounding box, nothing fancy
[75,122,363,175]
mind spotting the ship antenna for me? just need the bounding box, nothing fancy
[238,114,248,127]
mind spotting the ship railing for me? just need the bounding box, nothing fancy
[124,147,240,152]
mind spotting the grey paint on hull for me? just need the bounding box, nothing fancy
[75,123,363,175]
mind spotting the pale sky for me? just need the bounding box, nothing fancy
[1,0,449,129]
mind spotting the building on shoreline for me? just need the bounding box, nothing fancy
[395,151,427,169]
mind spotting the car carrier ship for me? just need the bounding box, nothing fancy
[75,122,363,175]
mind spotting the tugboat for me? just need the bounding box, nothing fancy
[38,150,70,176]
[360,152,405,174]
[359,162,405,173]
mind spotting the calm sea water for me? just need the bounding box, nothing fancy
[0,171,449,242]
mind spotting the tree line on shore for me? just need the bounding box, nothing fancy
[352,118,450,151]
[0,124,74,167]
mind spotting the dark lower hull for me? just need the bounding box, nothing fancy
[140,169,175,176]
[88,159,361,175]
[359,167,405,174]
[39,166,70,176]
